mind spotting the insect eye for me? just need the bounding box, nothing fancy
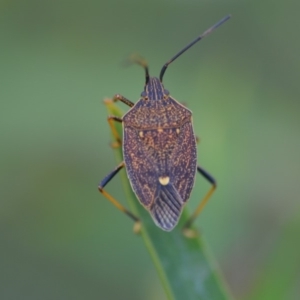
[141,91,148,98]
[164,89,169,95]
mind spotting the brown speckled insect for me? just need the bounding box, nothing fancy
[99,15,231,234]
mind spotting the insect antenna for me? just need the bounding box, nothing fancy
[159,15,231,82]
[127,53,150,85]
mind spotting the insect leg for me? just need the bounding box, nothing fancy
[107,115,122,148]
[183,166,216,237]
[112,94,134,107]
[98,161,141,233]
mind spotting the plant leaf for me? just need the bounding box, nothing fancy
[246,209,300,300]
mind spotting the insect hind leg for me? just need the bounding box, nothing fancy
[183,166,216,238]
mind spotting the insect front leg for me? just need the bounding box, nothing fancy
[112,94,134,107]
[183,166,216,238]
[98,161,141,233]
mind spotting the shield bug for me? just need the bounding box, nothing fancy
[99,15,231,233]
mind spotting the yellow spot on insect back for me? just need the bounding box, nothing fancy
[176,128,180,134]
[159,176,170,185]
[157,128,163,133]
[139,131,144,138]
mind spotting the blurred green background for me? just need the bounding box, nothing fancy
[1,0,300,299]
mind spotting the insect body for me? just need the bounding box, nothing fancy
[99,15,231,233]
[123,77,197,230]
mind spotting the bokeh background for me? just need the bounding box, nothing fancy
[1,0,300,299]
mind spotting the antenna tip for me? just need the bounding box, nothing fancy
[221,14,232,23]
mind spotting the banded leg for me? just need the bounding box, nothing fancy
[98,162,141,233]
[183,166,216,237]
[112,94,134,107]
[107,116,122,148]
